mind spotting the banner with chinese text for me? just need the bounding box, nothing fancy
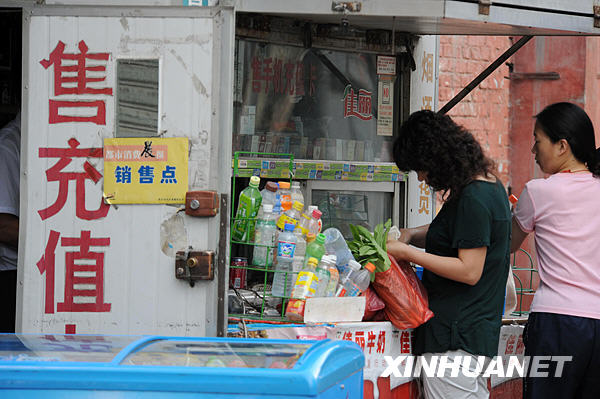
[103,138,188,204]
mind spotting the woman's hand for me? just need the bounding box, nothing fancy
[387,240,412,261]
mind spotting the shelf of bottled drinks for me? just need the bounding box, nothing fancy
[229,151,374,323]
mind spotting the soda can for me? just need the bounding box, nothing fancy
[230,257,248,289]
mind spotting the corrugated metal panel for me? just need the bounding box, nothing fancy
[20,10,228,336]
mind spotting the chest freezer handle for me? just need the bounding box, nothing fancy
[111,335,165,365]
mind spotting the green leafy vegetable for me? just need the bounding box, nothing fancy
[348,219,392,282]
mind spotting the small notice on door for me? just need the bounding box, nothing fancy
[377,55,396,76]
[377,77,394,136]
[103,137,188,204]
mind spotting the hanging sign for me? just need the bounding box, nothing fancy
[377,55,396,76]
[377,76,394,136]
[103,137,189,204]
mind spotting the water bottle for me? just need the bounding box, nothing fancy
[341,262,375,297]
[294,229,306,259]
[323,227,355,269]
[291,256,304,290]
[285,257,319,321]
[276,200,304,231]
[277,181,292,212]
[304,233,326,266]
[272,223,297,297]
[338,259,361,284]
[261,181,279,207]
[291,181,304,206]
[314,255,334,297]
[231,176,262,242]
[324,255,339,297]
[253,204,277,268]
[336,260,362,296]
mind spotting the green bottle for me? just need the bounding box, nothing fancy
[304,233,326,266]
[232,176,262,242]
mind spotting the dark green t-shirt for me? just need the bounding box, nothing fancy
[413,179,511,358]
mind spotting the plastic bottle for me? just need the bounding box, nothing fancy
[272,223,297,297]
[324,255,339,297]
[290,256,305,290]
[308,209,322,236]
[341,262,375,297]
[305,233,316,244]
[323,227,355,269]
[314,255,334,297]
[276,200,304,231]
[335,260,362,296]
[261,181,279,207]
[278,181,292,212]
[304,233,326,266]
[338,259,361,285]
[231,176,262,242]
[285,257,320,321]
[253,204,277,268]
[295,212,312,236]
[291,181,304,206]
[307,206,322,233]
[272,199,282,217]
[294,229,306,260]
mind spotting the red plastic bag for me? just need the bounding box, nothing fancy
[371,254,434,329]
[362,287,386,321]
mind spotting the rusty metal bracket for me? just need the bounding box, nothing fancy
[175,250,215,287]
[331,1,362,13]
[594,5,600,28]
[479,0,491,16]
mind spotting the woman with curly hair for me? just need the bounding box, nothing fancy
[387,110,511,399]
[511,102,600,398]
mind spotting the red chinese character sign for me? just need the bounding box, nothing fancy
[334,324,415,399]
[30,39,115,334]
[40,40,113,125]
[38,138,109,221]
[343,85,373,121]
[37,230,111,314]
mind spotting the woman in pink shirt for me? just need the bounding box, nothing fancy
[512,102,600,398]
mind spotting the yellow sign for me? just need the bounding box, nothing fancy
[103,137,188,204]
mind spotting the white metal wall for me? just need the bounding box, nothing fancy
[17,7,231,336]
[405,35,437,228]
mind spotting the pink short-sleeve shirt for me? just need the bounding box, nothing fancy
[514,172,600,320]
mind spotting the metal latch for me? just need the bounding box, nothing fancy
[332,1,362,13]
[175,250,215,287]
[479,0,491,15]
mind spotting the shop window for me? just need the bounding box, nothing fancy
[233,40,395,162]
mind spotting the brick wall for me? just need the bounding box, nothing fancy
[438,36,512,187]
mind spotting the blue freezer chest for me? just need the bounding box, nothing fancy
[0,334,364,398]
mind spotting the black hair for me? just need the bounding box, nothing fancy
[393,110,494,201]
[535,102,600,177]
